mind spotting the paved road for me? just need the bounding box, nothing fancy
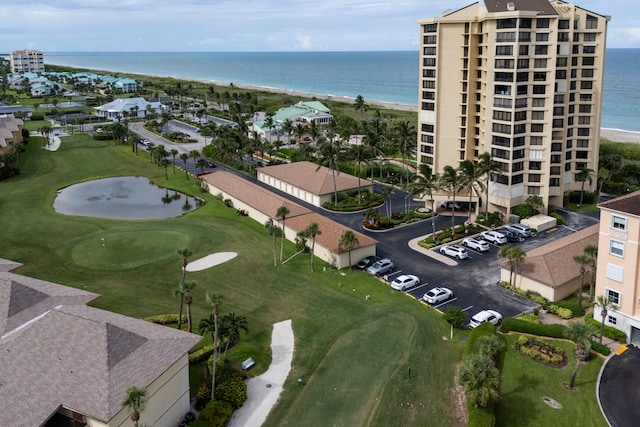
[599,345,640,427]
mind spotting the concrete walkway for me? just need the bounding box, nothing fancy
[227,319,294,427]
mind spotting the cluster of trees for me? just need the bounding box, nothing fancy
[598,141,640,196]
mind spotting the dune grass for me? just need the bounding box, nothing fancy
[1,134,462,427]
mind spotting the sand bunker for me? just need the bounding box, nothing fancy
[185,252,237,271]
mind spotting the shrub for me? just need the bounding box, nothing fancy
[568,191,597,204]
[549,211,566,225]
[466,321,497,354]
[517,313,540,324]
[590,340,611,356]
[200,400,234,427]
[511,204,535,219]
[440,237,453,244]
[189,344,215,364]
[585,314,628,342]
[216,375,248,409]
[547,305,573,320]
[195,384,212,410]
[223,198,234,208]
[553,300,585,318]
[144,314,186,325]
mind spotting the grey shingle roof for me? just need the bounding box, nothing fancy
[485,0,558,14]
[0,272,201,427]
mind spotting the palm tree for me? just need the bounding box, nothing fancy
[354,95,369,120]
[499,245,526,288]
[177,248,192,284]
[498,245,514,286]
[204,290,224,400]
[276,205,290,262]
[264,219,281,266]
[576,167,595,206]
[183,280,197,333]
[381,185,394,218]
[189,149,201,171]
[565,321,595,389]
[317,140,342,205]
[478,152,502,219]
[306,222,322,272]
[458,353,501,408]
[196,158,208,175]
[440,165,463,232]
[179,153,189,180]
[393,120,416,183]
[173,282,187,331]
[170,148,179,174]
[121,386,147,427]
[220,312,249,358]
[459,159,486,223]
[338,230,359,268]
[573,254,591,308]
[409,164,439,242]
[583,244,598,302]
[282,118,293,147]
[596,294,615,344]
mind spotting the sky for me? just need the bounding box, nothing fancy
[1,0,638,52]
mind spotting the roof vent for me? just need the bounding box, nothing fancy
[507,2,516,11]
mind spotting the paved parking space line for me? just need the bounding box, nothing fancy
[433,297,458,309]
[461,305,474,312]
[383,270,402,280]
[410,283,431,292]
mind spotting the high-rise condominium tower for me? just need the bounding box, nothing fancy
[418,0,609,215]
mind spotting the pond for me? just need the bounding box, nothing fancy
[53,176,202,220]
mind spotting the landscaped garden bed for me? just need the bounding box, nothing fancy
[513,335,567,369]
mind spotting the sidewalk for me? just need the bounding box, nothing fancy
[227,319,294,427]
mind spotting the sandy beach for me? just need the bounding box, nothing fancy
[600,128,640,143]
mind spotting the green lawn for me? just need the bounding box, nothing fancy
[1,134,461,427]
[495,334,607,427]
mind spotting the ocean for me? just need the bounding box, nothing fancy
[45,49,640,133]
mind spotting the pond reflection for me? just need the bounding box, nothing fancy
[54,176,202,220]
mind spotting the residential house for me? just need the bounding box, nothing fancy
[594,190,640,345]
[95,97,165,121]
[248,101,333,141]
[0,260,201,427]
[0,115,24,154]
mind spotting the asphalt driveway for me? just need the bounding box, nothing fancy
[599,345,640,427]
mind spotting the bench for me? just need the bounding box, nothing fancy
[242,357,255,370]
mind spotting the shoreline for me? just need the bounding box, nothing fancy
[49,63,640,141]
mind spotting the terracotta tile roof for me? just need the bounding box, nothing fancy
[598,190,640,217]
[258,161,367,196]
[499,224,599,288]
[285,212,377,252]
[485,0,558,14]
[0,272,201,427]
[203,171,311,218]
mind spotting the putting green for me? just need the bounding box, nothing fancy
[70,229,191,271]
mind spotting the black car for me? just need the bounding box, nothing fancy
[356,255,381,270]
[206,160,216,168]
[501,229,524,243]
[184,411,196,424]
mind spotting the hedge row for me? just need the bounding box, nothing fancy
[500,318,611,356]
[585,313,627,343]
[189,344,215,364]
[144,314,186,325]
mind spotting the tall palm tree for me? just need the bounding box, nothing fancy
[316,140,342,205]
[363,117,387,178]
[347,143,370,201]
[189,149,201,171]
[458,353,501,408]
[498,244,515,286]
[565,321,595,389]
[170,148,179,174]
[393,120,416,184]
[306,222,322,272]
[583,244,598,302]
[354,95,369,121]
[573,254,591,308]
[459,159,486,223]
[179,152,189,180]
[477,152,502,219]
[338,230,359,268]
[204,290,224,400]
[183,280,197,333]
[409,164,439,242]
[121,386,147,427]
[440,165,463,232]
[264,219,281,266]
[282,118,294,147]
[381,185,394,218]
[576,167,595,206]
[276,205,290,262]
[173,282,187,331]
[177,248,192,284]
[596,294,615,344]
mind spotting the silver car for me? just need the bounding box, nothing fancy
[504,223,532,238]
[366,258,394,276]
[481,230,507,245]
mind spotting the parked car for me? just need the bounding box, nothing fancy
[481,230,507,245]
[439,245,469,260]
[504,223,532,238]
[501,229,523,243]
[95,128,103,133]
[462,237,490,252]
[468,310,502,328]
[366,258,394,276]
[422,287,454,304]
[206,159,216,168]
[356,255,381,270]
[390,274,420,291]
[440,200,461,210]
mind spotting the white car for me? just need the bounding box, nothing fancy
[462,237,490,252]
[481,230,507,245]
[468,310,502,328]
[366,258,394,276]
[440,200,461,210]
[422,287,454,304]
[439,245,469,260]
[390,274,420,291]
